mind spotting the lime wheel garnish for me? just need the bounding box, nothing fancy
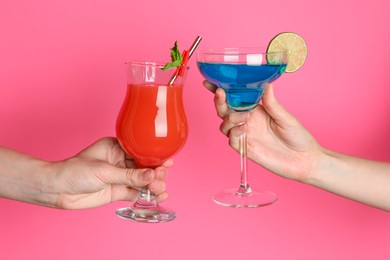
[267,32,307,73]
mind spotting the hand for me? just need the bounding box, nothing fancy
[205,80,390,211]
[204,80,322,182]
[52,137,172,209]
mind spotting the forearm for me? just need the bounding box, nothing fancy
[306,148,390,211]
[0,147,58,208]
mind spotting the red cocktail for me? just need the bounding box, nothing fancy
[115,61,188,223]
[117,83,188,168]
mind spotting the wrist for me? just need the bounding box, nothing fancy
[303,147,334,186]
[31,160,61,208]
[0,147,61,208]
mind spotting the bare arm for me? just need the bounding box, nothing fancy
[0,146,56,207]
[0,138,170,209]
[205,80,390,211]
[311,149,390,211]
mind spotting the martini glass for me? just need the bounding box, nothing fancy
[116,61,189,222]
[197,47,287,207]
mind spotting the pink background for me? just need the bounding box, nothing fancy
[1,0,390,259]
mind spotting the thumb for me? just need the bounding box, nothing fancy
[214,88,230,118]
[105,166,155,187]
[262,85,295,126]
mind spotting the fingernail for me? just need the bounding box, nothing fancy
[142,170,154,182]
[150,181,162,191]
[155,167,167,179]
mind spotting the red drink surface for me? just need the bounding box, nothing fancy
[116,83,188,168]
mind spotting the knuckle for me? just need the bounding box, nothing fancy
[220,122,228,136]
[125,168,137,184]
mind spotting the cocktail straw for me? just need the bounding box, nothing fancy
[168,36,202,86]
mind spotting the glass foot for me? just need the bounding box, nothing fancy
[213,187,277,208]
[116,204,176,223]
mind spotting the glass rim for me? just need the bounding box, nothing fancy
[126,61,164,68]
[197,47,287,55]
[125,61,189,69]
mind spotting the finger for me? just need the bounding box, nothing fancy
[220,112,249,136]
[124,158,137,168]
[228,124,247,151]
[109,178,167,202]
[203,80,230,118]
[126,168,155,187]
[214,88,230,118]
[262,85,296,127]
[161,159,174,168]
[105,166,155,187]
[110,185,141,202]
[77,137,119,162]
[154,166,168,181]
[155,192,169,203]
[203,80,217,93]
[147,180,166,195]
[110,185,168,203]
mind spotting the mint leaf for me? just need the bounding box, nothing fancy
[162,41,183,71]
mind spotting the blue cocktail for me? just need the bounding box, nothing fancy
[198,62,286,111]
[197,47,287,207]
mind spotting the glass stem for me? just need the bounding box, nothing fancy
[238,132,252,195]
[134,188,157,208]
